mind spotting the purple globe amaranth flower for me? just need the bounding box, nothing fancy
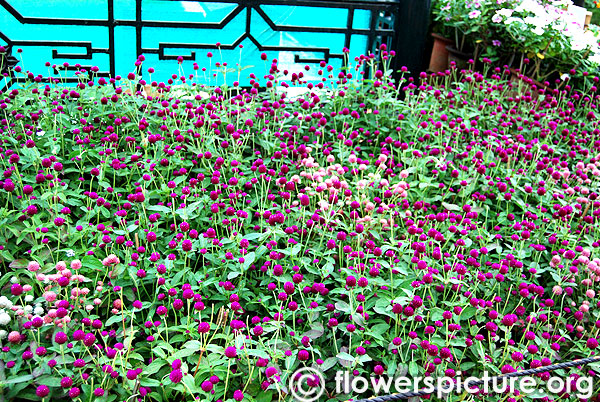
[225,346,237,358]
[55,331,68,344]
[69,387,81,398]
[198,322,210,333]
[61,376,73,388]
[265,366,278,377]
[169,369,183,383]
[36,385,49,397]
[201,380,213,392]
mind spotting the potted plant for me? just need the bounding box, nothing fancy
[428,31,455,73]
[428,1,455,72]
[431,0,491,69]
[493,0,600,85]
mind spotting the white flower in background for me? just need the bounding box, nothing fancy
[552,0,573,6]
[590,53,600,64]
[469,10,482,19]
[496,8,514,18]
[0,312,10,325]
[505,17,524,25]
[0,296,12,309]
[24,305,33,314]
[36,130,45,137]
[24,294,33,303]
[492,14,503,23]
[561,73,570,81]
[0,330,6,340]
[66,249,75,258]
[10,276,18,284]
[34,306,44,316]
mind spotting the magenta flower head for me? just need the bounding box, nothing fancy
[36,385,49,398]
[10,283,23,296]
[94,387,104,397]
[265,366,278,378]
[587,338,598,349]
[61,376,73,388]
[233,389,244,401]
[169,369,183,383]
[198,322,210,333]
[69,387,81,398]
[225,346,237,358]
[201,380,213,392]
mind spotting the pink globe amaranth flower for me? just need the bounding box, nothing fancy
[94,387,104,397]
[587,338,599,349]
[265,366,278,378]
[169,369,183,383]
[8,331,21,343]
[70,259,82,270]
[172,359,182,370]
[233,390,244,401]
[27,261,40,271]
[147,231,157,242]
[36,385,49,397]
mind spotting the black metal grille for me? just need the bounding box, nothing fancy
[0,0,404,91]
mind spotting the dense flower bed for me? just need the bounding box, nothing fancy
[1,49,600,401]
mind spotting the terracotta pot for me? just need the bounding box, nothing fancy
[446,45,472,71]
[428,33,454,73]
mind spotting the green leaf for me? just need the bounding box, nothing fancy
[243,252,256,270]
[2,374,34,385]
[408,361,419,377]
[144,359,166,376]
[335,301,351,313]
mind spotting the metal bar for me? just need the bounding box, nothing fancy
[108,0,116,77]
[0,0,402,90]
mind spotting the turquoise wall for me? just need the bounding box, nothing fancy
[0,1,379,88]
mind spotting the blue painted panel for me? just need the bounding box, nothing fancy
[0,1,399,90]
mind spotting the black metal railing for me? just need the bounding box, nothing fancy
[0,0,430,91]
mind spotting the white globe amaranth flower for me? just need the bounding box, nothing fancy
[34,307,44,316]
[10,276,18,284]
[24,295,34,303]
[0,296,12,309]
[24,305,33,314]
[0,312,11,325]
[0,330,6,340]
